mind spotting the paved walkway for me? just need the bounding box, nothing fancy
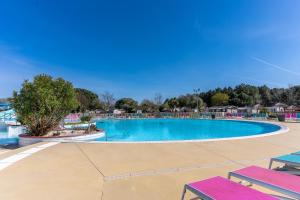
[0,122,299,199]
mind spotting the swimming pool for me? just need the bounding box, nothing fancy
[94,119,283,142]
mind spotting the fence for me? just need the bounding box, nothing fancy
[90,112,210,120]
[3,110,299,124]
[89,112,271,121]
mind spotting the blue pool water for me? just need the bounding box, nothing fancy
[95,119,281,142]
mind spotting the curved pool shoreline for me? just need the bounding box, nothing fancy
[91,119,288,144]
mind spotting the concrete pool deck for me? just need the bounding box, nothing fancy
[0,121,299,199]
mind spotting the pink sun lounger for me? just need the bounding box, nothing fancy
[229,165,300,199]
[181,176,278,200]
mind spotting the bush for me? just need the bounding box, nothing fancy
[211,92,229,106]
[80,115,92,122]
[115,98,138,113]
[75,88,101,112]
[12,74,78,136]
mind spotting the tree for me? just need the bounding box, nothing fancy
[292,86,300,106]
[259,85,272,106]
[12,74,78,136]
[177,94,203,110]
[75,88,101,112]
[115,98,138,113]
[158,84,300,109]
[211,92,229,106]
[195,96,205,111]
[100,91,115,112]
[166,97,179,111]
[159,103,170,112]
[153,93,163,106]
[139,99,157,113]
[270,88,284,105]
[232,84,261,106]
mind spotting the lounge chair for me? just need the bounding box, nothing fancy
[228,165,300,199]
[181,176,278,200]
[269,154,300,170]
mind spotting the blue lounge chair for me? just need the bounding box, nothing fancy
[269,154,300,169]
[269,154,300,175]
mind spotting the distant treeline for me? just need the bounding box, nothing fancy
[74,84,300,113]
[198,84,300,107]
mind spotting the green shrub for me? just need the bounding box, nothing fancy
[12,74,78,136]
[80,115,92,122]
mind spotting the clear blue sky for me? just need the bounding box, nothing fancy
[0,0,300,101]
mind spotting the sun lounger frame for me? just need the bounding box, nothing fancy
[181,176,282,200]
[181,184,213,200]
[228,170,300,199]
[269,157,300,169]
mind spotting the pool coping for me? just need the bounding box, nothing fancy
[19,132,105,146]
[68,119,290,144]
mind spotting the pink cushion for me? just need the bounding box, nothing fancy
[188,176,277,200]
[233,166,300,194]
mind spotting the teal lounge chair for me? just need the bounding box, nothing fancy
[269,154,300,175]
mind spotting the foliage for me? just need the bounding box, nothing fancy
[159,102,170,112]
[258,85,272,106]
[115,98,138,113]
[75,88,101,112]
[177,94,204,111]
[80,115,92,122]
[166,97,179,110]
[289,86,300,106]
[162,84,300,111]
[231,84,260,106]
[211,92,229,106]
[12,74,78,136]
[139,99,158,113]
